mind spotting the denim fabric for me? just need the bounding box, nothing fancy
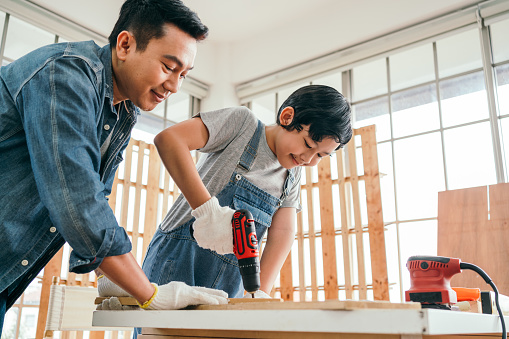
[0,41,137,308]
[142,121,296,298]
[0,287,6,337]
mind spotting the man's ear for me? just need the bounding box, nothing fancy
[279,107,294,127]
[115,31,136,61]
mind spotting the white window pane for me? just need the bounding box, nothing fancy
[389,44,435,91]
[146,99,165,118]
[394,132,445,220]
[0,11,5,40]
[499,118,509,178]
[4,16,55,60]
[378,142,396,223]
[166,91,190,123]
[352,58,387,101]
[133,114,164,144]
[436,29,482,78]
[392,84,440,138]
[277,82,310,108]
[20,307,39,339]
[398,220,438,296]
[312,71,342,93]
[443,122,496,190]
[353,96,390,142]
[384,225,401,302]
[490,18,509,64]
[252,92,276,125]
[496,64,509,117]
[440,71,489,127]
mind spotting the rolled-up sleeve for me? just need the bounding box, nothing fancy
[19,56,131,273]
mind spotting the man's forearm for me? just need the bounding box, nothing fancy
[98,253,155,304]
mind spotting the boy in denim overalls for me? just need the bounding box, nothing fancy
[142,85,353,298]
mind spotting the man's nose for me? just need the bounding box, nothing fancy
[163,74,181,95]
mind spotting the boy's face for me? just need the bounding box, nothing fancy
[274,107,341,169]
[113,24,197,111]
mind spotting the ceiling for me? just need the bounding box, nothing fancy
[28,0,485,44]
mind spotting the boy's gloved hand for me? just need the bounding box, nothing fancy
[243,290,271,299]
[191,197,235,254]
[141,281,228,310]
[97,274,131,297]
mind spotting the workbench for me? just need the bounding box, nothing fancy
[92,300,507,339]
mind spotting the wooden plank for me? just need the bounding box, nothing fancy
[143,327,404,339]
[296,193,306,301]
[131,142,147,261]
[36,249,64,339]
[305,167,318,300]
[143,144,162,261]
[95,297,419,310]
[120,141,135,230]
[337,148,353,299]
[347,138,367,299]
[486,183,509,294]
[317,156,338,300]
[437,186,489,291]
[360,125,389,301]
[279,249,293,301]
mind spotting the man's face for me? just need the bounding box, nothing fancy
[115,24,197,111]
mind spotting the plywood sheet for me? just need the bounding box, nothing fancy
[437,184,509,294]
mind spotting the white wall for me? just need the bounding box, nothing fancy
[193,41,239,111]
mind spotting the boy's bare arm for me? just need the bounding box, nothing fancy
[259,207,297,294]
[154,117,211,209]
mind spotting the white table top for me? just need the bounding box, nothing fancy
[93,308,506,336]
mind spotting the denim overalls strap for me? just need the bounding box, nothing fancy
[142,119,295,298]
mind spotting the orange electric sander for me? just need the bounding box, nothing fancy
[405,255,506,338]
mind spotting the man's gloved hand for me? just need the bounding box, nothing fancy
[243,290,271,299]
[96,275,137,310]
[96,297,139,310]
[97,275,131,297]
[191,197,235,254]
[140,281,228,310]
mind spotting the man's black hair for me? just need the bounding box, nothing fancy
[109,0,208,51]
[276,85,352,149]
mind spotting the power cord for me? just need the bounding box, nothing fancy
[460,262,506,339]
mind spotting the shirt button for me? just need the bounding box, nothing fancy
[235,174,242,181]
[50,227,56,233]
[21,260,28,266]
[104,124,110,131]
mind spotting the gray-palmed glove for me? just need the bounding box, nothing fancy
[191,197,235,255]
[96,275,137,310]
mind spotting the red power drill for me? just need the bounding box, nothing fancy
[232,209,261,297]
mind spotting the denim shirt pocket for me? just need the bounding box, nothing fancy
[232,195,275,228]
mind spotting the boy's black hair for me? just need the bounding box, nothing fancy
[109,0,208,51]
[277,85,352,149]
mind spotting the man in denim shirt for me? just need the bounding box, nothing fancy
[0,0,228,331]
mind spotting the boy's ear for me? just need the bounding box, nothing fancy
[279,107,295,126]
[116,31,136,61]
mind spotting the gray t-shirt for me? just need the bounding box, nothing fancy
[159,106,302,232]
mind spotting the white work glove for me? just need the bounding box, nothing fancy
[141,281,228,310]
[96,275,137,310]
[97,275,131,297]
[243,290,271,299]
[191,197,235,255]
